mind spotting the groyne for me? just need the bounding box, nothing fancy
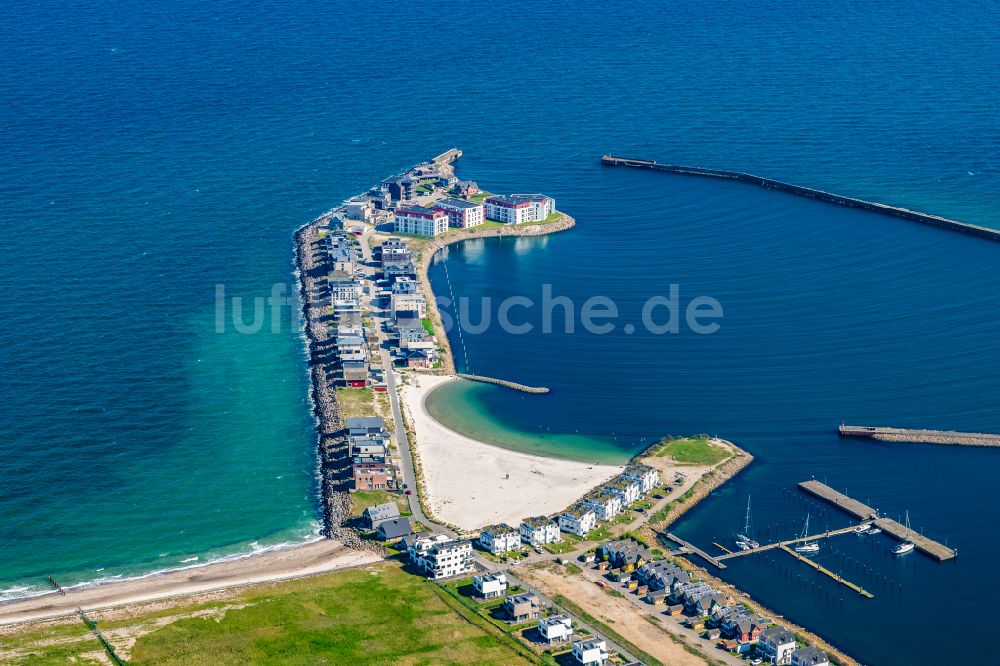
[293,215,385,555]
[413,213,576,376]
[601,155,1000,242]
[839,424,1000,447]
[457,373,549,394]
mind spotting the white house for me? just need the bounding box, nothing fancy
[484,194,554,224]
[582,491,622,521]
[559,504,597,537]
[791,647,829,666]
[390,291,426,319]
[394,205,449,236]
[520,516,561,545]
[419,539,475,580]
[622,463,659,494]
[572,639,608,666]
[329,274,363,303]
[478,524,521,555]
[472,572,508,599]
[433,197,485,228]
[603,476,641,506]
[537,614,573,644]
[759,626,797,665]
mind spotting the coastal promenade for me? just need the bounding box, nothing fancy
[601,155,1000,242]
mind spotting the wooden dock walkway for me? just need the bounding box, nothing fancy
[664,532,727,569]
[717,525,858,560]
[873,518,956,561]
[839,424,1000,447]
[778,546,874,598]
[798,480,956,561]
[798,480,877,520]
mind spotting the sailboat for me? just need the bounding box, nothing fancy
[794,514,820,554]
[735,496,759,550]
[893,511,915,554]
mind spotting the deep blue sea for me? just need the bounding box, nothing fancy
[2,1,998,663]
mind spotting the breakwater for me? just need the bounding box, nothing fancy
[457,373,549,394]
[601,156,1000,242]
[839,424,1000,447]
[293,216,385,555]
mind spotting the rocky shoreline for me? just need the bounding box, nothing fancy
[293,215,385,556]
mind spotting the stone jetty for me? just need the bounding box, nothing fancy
[601,155,1000,242]
[839,424,1000,447]
[457,373,549,393]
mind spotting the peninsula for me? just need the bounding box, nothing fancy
[0,151,855,666]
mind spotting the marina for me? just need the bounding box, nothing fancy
[798,480,956,561]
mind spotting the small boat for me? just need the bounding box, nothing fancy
[864,526,882,536]
[893,511,915,555]
[735,496,760,550]
[793,513,821,554]
[854,522,872,534]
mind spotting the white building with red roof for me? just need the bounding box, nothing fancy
[395,205,449,236]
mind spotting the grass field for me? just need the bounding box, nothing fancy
[653,436,730,466]
[128,564,537,665]
[336,387,375,419]
[0,564,540,665]
[349,489,411,518]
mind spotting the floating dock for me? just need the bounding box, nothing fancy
[601,156,1000,243]
[839,424,1000,447]
[717,525,858,560]
[798,480,956,561]
[779,545,874,598]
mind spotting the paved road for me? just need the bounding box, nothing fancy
[356,228,451,536]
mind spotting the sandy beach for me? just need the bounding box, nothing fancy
[0,539,380,626]
[402,374,623,531]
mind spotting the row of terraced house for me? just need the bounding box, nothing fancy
[601,546,830,665]
[469,463,661,560]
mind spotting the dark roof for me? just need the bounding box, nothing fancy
[377,517,413,540]
[761,626,796,644]
[347,417,384,430]
[434,197,481,210]
[365,502,400,522]
[793,647,829,665]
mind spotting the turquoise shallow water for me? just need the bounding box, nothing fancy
[2,1,999,662]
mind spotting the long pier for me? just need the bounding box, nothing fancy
[779,546,874,599]
[798,480,956,561]
[601,155,1000,243]
[717,525,859,560]
[839,424,1000,447]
